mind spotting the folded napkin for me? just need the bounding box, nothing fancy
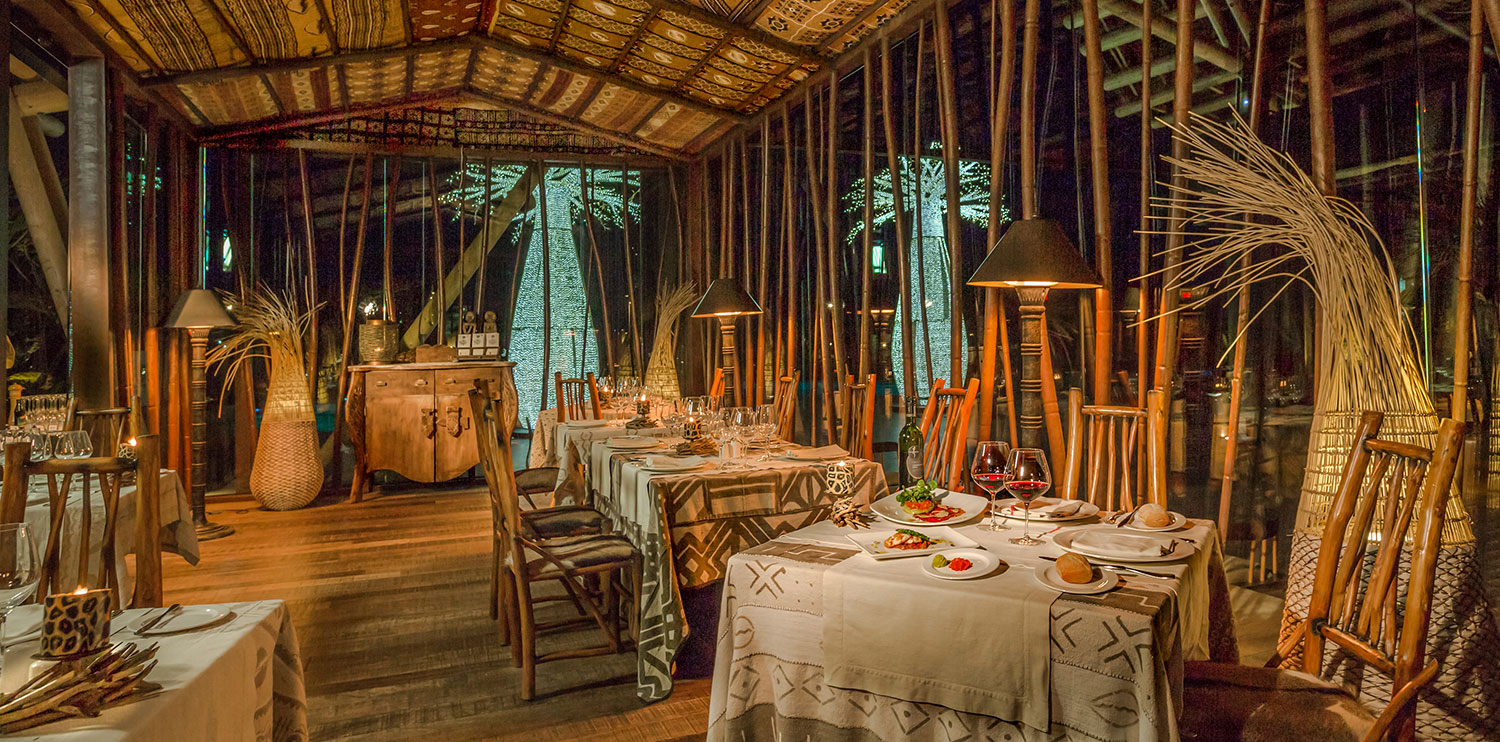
[1007,497,1077,515]
[1070,530,1169,559]
[785,445,849,460]
[640,454,704,470]
[606,436,659,448]
[566,418,612,428]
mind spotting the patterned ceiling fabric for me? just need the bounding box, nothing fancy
[633,102,718,150]
[110,0,243,71]
[413,47,473,91]
[327,0,406,49]
[530,69,598,115]
[180,77,282,125]
[64,0,160,71]
[343,57,412,105]
[470,47,543,99]
[217,0,329,60]
[819,0,914,52]
[268,68,340,112]
[579,83,659,132]
[409,0,485,41]
[753,0,866,47]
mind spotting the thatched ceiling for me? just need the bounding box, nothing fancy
[30,0,921,156]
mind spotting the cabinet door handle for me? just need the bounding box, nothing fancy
[374,381,388,387]
[421,408,437,438]
[443,378,459,385]
[414,378,429,387]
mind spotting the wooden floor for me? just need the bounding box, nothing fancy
[163,485,711,742]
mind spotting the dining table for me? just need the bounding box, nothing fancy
[571,434,888,702]
[707,508,1238,742]
[527,406,636,469]
[0,599,307,741]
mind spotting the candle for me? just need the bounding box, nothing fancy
[825,460,854,498]
[683,416,703,441]
[41,587,113,659]
[635,394,651,417]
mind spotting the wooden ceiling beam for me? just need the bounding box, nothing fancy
[1114,68,1239,116]
[641,0,817,63]
[198,88,463,141]
[462,88,691,159]
[1094,0,1242,71]
[1088,6,1207,52]
[610,8,660,74]
[201,0,260,64]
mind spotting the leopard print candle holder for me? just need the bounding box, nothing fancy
[41,588,113,660]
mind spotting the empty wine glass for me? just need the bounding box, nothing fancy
[1004,448,1052,546]
[25,431,52,462]
[52,431,92,459]
[0,523,40,676]
[754,405,778,459]
[971,440,1012,532]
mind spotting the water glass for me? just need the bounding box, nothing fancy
[25,431,52,462]
[0,523,40,677]
[51,431,92,460]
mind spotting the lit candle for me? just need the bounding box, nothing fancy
[635,393,651,417]
[41,587,113,659]
[684,416,703,441]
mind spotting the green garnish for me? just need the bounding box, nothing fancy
[896,528,933,542]
[932,554,949,568]
[896,479,937,504]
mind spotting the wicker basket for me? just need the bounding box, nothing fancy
[358,320,398,364]
[250,367,323,510]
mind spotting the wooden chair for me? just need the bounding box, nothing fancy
[708,368,725,409]
[919,378,979,491]
[1181,412,1465,742]
[839,374,876,460]
[554,372,602,424]
[1058,388,1168,510]
[70,408,132,454]
[470,387,641,700]
[772,371,800,441]
[0,435,164,609]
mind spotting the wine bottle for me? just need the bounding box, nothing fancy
[898,396,924,487]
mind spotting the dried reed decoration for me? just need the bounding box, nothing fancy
[642,283,699,400]
[1150,113,1473,544]
[0,642,160,733]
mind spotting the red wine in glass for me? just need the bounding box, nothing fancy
[970,441,1011,531]
[1004,448,1051,546]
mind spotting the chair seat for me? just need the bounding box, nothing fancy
[526,535,637,579]
[1181,661,1374,742]
[516,467,561,495]
[520,506,604,539]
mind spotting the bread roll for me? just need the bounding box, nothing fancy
[1138,503,1172,528]
[1056,553,1095,584]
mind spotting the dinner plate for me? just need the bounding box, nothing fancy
[1123,511,1190,532]
[138,606,235,636]
[846,526,978,560]
[1054,527,1195,564]
[605,436,662,450]
[920,549,1000,580]
[870,489,988,527]
[992,497,1099,522]
[1034,564,1120,594]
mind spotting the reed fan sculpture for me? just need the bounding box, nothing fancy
[209,288,325,511]
[1152,114,1500,736]
[642,283,697,400]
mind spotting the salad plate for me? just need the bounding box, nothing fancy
[921,549,1000,580]
[870,481,988,526]
[1122,511,1190,532]
[845,526,978,560]
[1033,564,1119,594]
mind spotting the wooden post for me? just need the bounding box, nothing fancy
[982,0,1020,444]
[882,37,917,399]
[1080,0,1113,407]
[331,154,374,495]
[1454,0,1482,431]
[622,169,644,382]
[859,48,875,383]
[479,156,492,313]
[383,156,403,323]
[427,158,446,345]
[1019,0,1041,219]
[336,156,355,324]
[581,167,615,374]
[297,151,320,396]
[826,76,849,400]
[933,2,965,383]
[805,87,838,444]
[758,117,773,404]
[538,163,552,410]
[915,22,935,390]
[781,105,796,381]
[1153,0,1195,392]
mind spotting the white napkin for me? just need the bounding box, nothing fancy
[785,445,849,460]
[1007,498,1082,515]
[1070,530,1168,558]
[640,454,704,470]
[606,436,658,448]
[566,419,611,428]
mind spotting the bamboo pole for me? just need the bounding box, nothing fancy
[1153,0,1194,391]
[383,156,403,323]
[456,150,466,323]
[882,36,918,400]
[1135,0,1154,499]
[331,154,374,494]
[805,86,838,444]
[758,117,772,404]
[826,74,849,398]
[1080,0,1113,407]
[1454,0,1482,430]
[539,162,552,409]
[915,22,935,390]
[336,156,355,325]
[781,104,796,381]
[933,2,964,384]
[860,47,875,382]
[622,169,644,379]
[582,167,616,374]
[478,156,492,313]
[1304,0,1334,400]
[296,150,320,398]
[739,136,753,402]
[427,158,446,345]
[1019,0,1040,218]
[982,0,1020,444]
[1217,0,1273,536]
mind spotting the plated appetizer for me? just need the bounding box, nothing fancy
[882,528,953,551]
[896,480,967,523]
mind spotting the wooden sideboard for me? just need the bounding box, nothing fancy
[346,361,513,501]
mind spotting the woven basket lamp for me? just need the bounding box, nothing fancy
[164,289,238,540]
[967,218,1101,451]
[692,279,762,408]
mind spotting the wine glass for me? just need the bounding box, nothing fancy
[25,431,52,462]
[754,404,778,459]
[731,406,758,460]
[52,431,92,459]
[0,523,40,675]
[1004,448,1052,546]
[970,441,1012,532]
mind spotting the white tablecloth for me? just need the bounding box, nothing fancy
[3,599,308,741]
[527,407,635,469]
[21,470,200,600]
[551,421,673,486]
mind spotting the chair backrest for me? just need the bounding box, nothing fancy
[708,368,725,409]
[1059,388,1167,509]
[772,371,800,441]
[71,408,132,454]
[554,372,601,423]
[838,374,876,460]
[920,378,978,491]
[469,387,525,573]
[1300,412,1463,741]
[0,435,164,609]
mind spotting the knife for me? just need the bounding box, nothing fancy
[136,603,181,634]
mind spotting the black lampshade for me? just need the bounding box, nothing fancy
[966,218,1103,290]
[163,289,237,329]
[691,278,762,318]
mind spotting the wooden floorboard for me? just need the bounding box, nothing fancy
[164,486,711,741]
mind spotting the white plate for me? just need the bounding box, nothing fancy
[845,526,978,559]
[138,606,234,636]
[992,497,1100,522]
[870,489,989,527]
[1034,564,1120,594]
[1122,511,1190,532]
[920,549,1000,580]
[605,436,662,450]
[1054,527,1195,564]
[566,419,612,428]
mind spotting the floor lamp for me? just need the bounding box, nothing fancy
[967,218,1102,451]
[165,288,238,541]
[691,278,762,407]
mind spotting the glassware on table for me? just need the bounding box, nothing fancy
[731,406,757,459]
[24,431,52,462]
[753,404,778,459]
[1004,448,1052,546]
[0,523,41,675]
[970,440,1012,532]
[51,431,92,460]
